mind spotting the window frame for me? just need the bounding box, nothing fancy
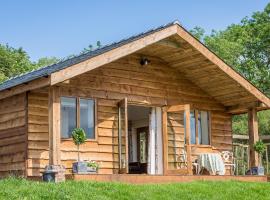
[60,95,97,142]
[190,109,211,146]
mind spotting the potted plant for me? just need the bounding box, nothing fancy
[71,128,88,174]
[252,140,266,175]
[87,161,99,173]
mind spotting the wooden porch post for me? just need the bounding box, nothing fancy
[48,86,61,165]
[185,105,193,175]
[248,108,259,167]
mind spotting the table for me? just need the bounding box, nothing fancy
[198,153,225,175]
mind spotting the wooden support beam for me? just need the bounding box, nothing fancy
[185,104,193,175]
[226,101,269,114]
[248,108,259,167]
[162,107,168,175]
[48,86,61,165]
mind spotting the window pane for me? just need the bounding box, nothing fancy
[200,111,209,145]
[61,97,76,138]
[190,110,196,144]
[80,99,95,139]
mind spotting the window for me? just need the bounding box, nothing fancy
[61,97,76,138]
[189,110,210,145]
[80,99,95,139]
[190,111,196,144]
[198,111,209,145]
[61,97,95,139]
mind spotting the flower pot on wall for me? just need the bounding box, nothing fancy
[72,161,88,174]
[87,167,98,173]
[246,166,265,175]
[252,166,265,175]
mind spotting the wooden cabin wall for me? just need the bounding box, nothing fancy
[0,93,27,177]
[26,54,233,177]
[27,89,49,177]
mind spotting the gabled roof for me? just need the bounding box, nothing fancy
[0,20,269,110]
[0,21,178,91]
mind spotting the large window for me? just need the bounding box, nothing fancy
[61,97,76,138]
[189,110,210,145]
[61,97,95,139]
[80,99,95,139]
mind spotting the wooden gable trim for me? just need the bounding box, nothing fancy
[0,77,50,101]
[50,25,178,85]
[175,26,270,108]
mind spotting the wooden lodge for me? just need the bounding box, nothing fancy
[0,21,270,182]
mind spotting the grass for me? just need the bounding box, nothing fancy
[0,178,270,200]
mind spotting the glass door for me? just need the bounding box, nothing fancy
[118,98,128,174]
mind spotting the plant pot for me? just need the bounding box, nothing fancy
[87,167,98,173]
[72,161,88,174]
[250,166,264,175]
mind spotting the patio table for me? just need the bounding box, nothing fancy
[198,153,225,175]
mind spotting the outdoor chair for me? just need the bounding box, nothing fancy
[177,149,199,174]
[221,151,236,175]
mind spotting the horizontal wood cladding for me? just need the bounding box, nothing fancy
[27,54,232,177]
[0,93,27,177]
[138,36,259,107]
[211,111,232,151]
[27,90,50,177]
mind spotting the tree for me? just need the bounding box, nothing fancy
[71,128,87,162]
[0,44,36,82]
[190,3,270,135]
[34,57,60,68]
[191,3,270,96]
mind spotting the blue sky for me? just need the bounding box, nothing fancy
[0,0,268,61]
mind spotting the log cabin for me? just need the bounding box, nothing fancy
[0,21,269,182]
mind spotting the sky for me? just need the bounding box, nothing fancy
[0,0,269,61]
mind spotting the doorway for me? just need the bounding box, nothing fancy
[121,104,163,175]
[128,105,150,174]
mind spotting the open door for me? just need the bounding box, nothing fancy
[118,98,128,174]
[162,104,192,175]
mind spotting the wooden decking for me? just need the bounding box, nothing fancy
[70,174,268,184]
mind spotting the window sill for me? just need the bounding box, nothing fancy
[188,144,212,148]
[61,138,98,142]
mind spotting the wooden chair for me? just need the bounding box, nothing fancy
[221,151,235,175]
[177,149,199,174]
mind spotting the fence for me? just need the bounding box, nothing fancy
[232,134,270,175]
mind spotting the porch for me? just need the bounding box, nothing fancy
[69,174,268,183]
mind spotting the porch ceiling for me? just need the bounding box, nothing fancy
[137,35,262,112]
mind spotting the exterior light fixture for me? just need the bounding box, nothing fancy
[140,58,150,66]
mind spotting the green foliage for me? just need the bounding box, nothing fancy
[189,26,205,40]
[71,128,87,146]
[258,110,270,135]
[254,140,266,155]
[34,57,60,68]
[191,3,270,96]
[232,114,248,135]
[1,178,270,199]
[0,44,60,83]
[87,161,99,169]
[81,41,102,54]
[190,3,270,135]
[0,44,36,82]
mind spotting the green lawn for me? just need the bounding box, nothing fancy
[0,178,270,200]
